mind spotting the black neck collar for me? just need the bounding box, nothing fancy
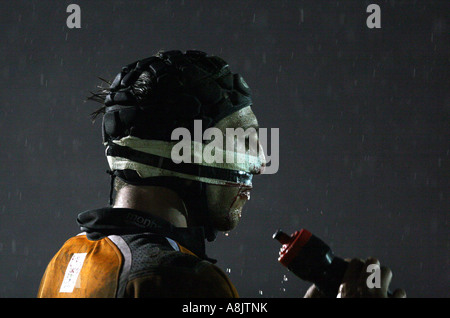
[77,207,216,263]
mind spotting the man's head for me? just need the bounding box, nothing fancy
[204,105,264,231]
[90,50,265,239]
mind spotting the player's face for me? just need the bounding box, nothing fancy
[205,107,266,231]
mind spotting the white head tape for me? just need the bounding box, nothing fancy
[106,135,263,186]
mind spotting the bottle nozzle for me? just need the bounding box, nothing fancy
[272,229,291,244]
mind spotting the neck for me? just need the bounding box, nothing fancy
[113,185,188,228]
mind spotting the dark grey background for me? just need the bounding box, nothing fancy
[0,0,448,298]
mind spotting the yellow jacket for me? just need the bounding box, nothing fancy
[37,208,238,298]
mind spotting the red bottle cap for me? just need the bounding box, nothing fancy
[274,229,312,267]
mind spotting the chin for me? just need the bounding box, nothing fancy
[206,193,248,231]
[210,209,242,232]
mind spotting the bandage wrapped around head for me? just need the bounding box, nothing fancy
[94,50,262,189]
